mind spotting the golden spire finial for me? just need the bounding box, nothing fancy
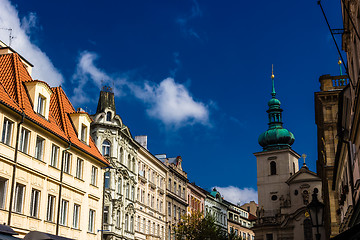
[271,64,275,79]
[338,57,342,65]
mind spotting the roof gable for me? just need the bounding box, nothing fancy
[286,166,320,184]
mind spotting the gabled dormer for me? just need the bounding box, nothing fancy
[70,108,92,145]
[24,80,52,119]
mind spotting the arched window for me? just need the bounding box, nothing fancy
[130,216,134,232]
[125,214,129,231]
[119,147,124,164]
[102,140,111,156]
[270,161,277,175]
[106,112,112,121]
[126,183,130,198]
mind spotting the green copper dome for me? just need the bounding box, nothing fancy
[258,74,295,151]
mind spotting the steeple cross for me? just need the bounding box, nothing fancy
[301,153,307,166]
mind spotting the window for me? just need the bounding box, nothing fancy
[35,136,45,161]
[178,207,181,220]
[131,186,135,200]
[160,201,163,213]
[104,172,110,189]
[137,216,141,231]
[103,206,109,224]
[126,183,130,199]
[37,94,46,116]
[174,205,177,219]
[151,195,154,208]
[266,234,273,240]
[106,112,112,121]
[19,128,30,153]
[88,209,95,233]
[80,124,87,142]
[76,158,83,179]
[102,140,111,156]
[60,199,69,225]
[1,118,13,145]
[142,218,145,233]
[168,202,171,216]
[91,166,97,186]
[125,214,129,231]
[73,204,80,229]
[30,189,40,217]
[0,178,7,209]
[130,216,134,232]
[141,190,145,203]
[270,161,276,175]
[168,179,171,191]
[117,177,122,194]
[147,193,150,205]
[63,152,72,174]
[50,144,59,167]
[116,210,121,228]
[46,195,55,222]
[13,183,25,213]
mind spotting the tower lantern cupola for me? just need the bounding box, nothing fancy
[258,68,295,151]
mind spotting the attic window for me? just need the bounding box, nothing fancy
[106,112,112,121]
[37,95,46,116]
[80,124,87,142]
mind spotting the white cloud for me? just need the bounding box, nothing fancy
[72,51,210,127]
[129,77,209,127]
[213,186,258,205]
[176,0,203,40]
[0,0,63,86]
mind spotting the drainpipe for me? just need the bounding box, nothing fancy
[56,142,71,235]
[7,111,25,226]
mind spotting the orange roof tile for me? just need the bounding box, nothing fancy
[0,53,108,166]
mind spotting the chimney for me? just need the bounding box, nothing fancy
[135,135,148,149]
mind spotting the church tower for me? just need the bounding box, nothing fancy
[254,70,300,216]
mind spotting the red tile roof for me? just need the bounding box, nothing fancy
[0,53,108,165]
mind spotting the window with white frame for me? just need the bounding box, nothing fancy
[102,140,111,156]
[60,199,68,226]
[131,186,135,200]
[116,210,121,228]
[91,166,97,186]
[30,189,40,217]
[125,214,129,231]
[50,144,59,167]
[13,183,25,213]
[130,216,134,233]
[63,152,72,174]
[19,128,30,153]
[80,124,87,142]
[46,195,55,222]
[1,118,13,145]
[0,178,8,209]
[104,206,109,224]
[76,158,83,179]
[73,204,80,229]
[88,209,95,233]
[117,177,121,194]
[35,136,45,161]
[104,171,110,189]
[126,183,130,199]
[37,94,46,116]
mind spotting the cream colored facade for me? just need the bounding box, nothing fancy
[0,46,108,239]
[135,147,167,240]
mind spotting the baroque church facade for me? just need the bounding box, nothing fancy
[91,90,139,240]
[253,73,323,240]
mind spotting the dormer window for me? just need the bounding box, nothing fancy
[80,124,87,142]
[24,81,52,120]
[37,95,46,116]
[106,112,112,121]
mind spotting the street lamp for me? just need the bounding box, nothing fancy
[307,189,325,240]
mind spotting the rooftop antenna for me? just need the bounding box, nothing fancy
[0,28,14,46]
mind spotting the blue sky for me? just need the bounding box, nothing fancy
[0,0,344,204]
